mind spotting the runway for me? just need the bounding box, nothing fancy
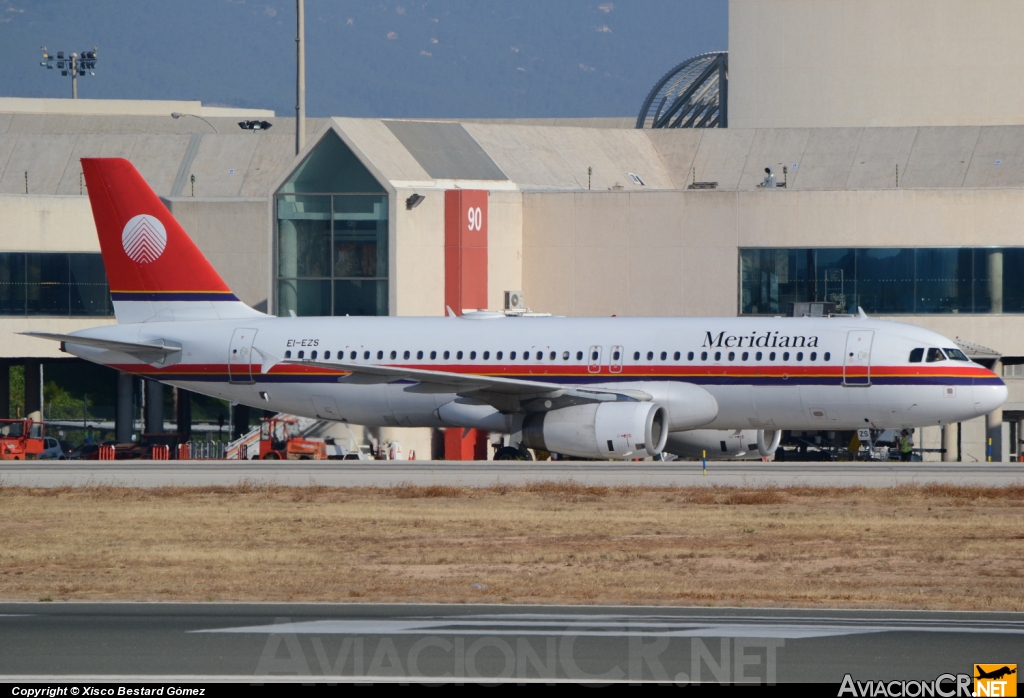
[1,460,1022,488]
[0,603,1018,683]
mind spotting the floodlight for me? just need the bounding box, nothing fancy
[406,194,426,210]
[39,45,97,98]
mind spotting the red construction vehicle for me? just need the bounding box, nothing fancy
[258,416,327,460]
[0,418,46,460]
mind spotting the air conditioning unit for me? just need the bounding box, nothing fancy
[504,290,526,311]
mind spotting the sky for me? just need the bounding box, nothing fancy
[0,0,728,119]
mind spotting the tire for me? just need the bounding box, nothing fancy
[262,452,280,460]
[494,446,521,461]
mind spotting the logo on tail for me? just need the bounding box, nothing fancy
[121,214,167,264]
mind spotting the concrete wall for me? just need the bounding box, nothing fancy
[392,187,445,317]
[0,97,273,118]
[523,187,1024,356]
[0,195,98,251]
[729,0,1024,128]
[487,190,523,311]
[163,198,270,312]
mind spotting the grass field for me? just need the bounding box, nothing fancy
[1,482,1022,610]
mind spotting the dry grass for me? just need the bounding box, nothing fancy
[1,482,1023,610]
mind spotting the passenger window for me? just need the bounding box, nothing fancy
[647,351,654,361]
[390,350,397,360]
[728,352,735,361]
[417,350,424,360]
[284,350,292,359]
[612,350,620,360]
[457,351,464,360]
[404,350,411,360]
[549,352,555,360]
[563,351,570,360]
[352,351,358,360]
[633,351,640,361]
[741,352,748,361]
[660,351,667,361]
[576,351,583,360]
[591,350,598,361]
[908,348,924,363]
[298,350,304,359]
[430,350,436,360]
[377,350,384,360]
[443,350,450,360]
[769,352,776,361]
[944,348,969,361]
[311,350,318,360]
[783,352,790,361]
[687,351,694,360]
[470,351,477,360]
[511,351,517,360]
[714,351,721,361]
[796,352,803,361]
[496,351,503,360]
[700,351,707,361]
[810,352,816,361]
[524,351,530,360]
[926,348,946,362]
[824,352,830,361]
[674,351,680,361]
[324,351,331,359]
[755,351,762,360]
[483,351,490,360]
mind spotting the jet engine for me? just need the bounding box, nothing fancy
[521,402,669,460]
[664,428,782,460]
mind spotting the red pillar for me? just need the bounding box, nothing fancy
[444,189,489,460]
[444,189,488,314]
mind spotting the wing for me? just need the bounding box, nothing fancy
[283,359,651,413]
[21,332,181,365]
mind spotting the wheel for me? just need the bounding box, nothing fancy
[494,446,521,461]
[262,452,280,460]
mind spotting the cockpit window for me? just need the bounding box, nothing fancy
[926,348,946,362]
[944,348,970,361]
[908,348,924,363]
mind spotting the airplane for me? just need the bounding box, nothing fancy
[23,158,1008,461]
[975,666,1016,681]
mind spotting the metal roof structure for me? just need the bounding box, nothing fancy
[636,52,728,129]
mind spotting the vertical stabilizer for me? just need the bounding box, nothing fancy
[81,157,263,323]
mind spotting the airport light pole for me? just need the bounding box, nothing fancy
[39,46,98,99]
[171,112,219,133]
[295,0,306,156]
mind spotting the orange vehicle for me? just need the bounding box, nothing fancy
[0,418,46,460]
[258,416,326,460]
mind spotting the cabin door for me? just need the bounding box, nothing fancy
[228,328,258,384]
[843,330,874,386]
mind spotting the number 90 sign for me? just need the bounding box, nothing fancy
[467,206,483,231]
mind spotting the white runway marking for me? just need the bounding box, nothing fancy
[194,613,1024,640]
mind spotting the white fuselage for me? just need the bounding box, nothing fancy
[61,313,1006,433]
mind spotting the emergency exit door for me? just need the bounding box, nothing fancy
[843,330,873,386]
[228,328,258,384]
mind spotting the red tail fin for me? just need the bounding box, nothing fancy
[82,158,258,322]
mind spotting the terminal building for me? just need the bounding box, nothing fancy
[3,0,1024,461]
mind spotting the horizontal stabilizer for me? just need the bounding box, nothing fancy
[21,332,180,365]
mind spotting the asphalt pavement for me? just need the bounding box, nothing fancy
[1,603,1020,683]
[1,460,1021,488]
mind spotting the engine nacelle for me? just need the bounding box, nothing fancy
[522,402,669,460]
[664,428,782,460]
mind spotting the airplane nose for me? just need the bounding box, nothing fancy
[973,376,1008,417]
